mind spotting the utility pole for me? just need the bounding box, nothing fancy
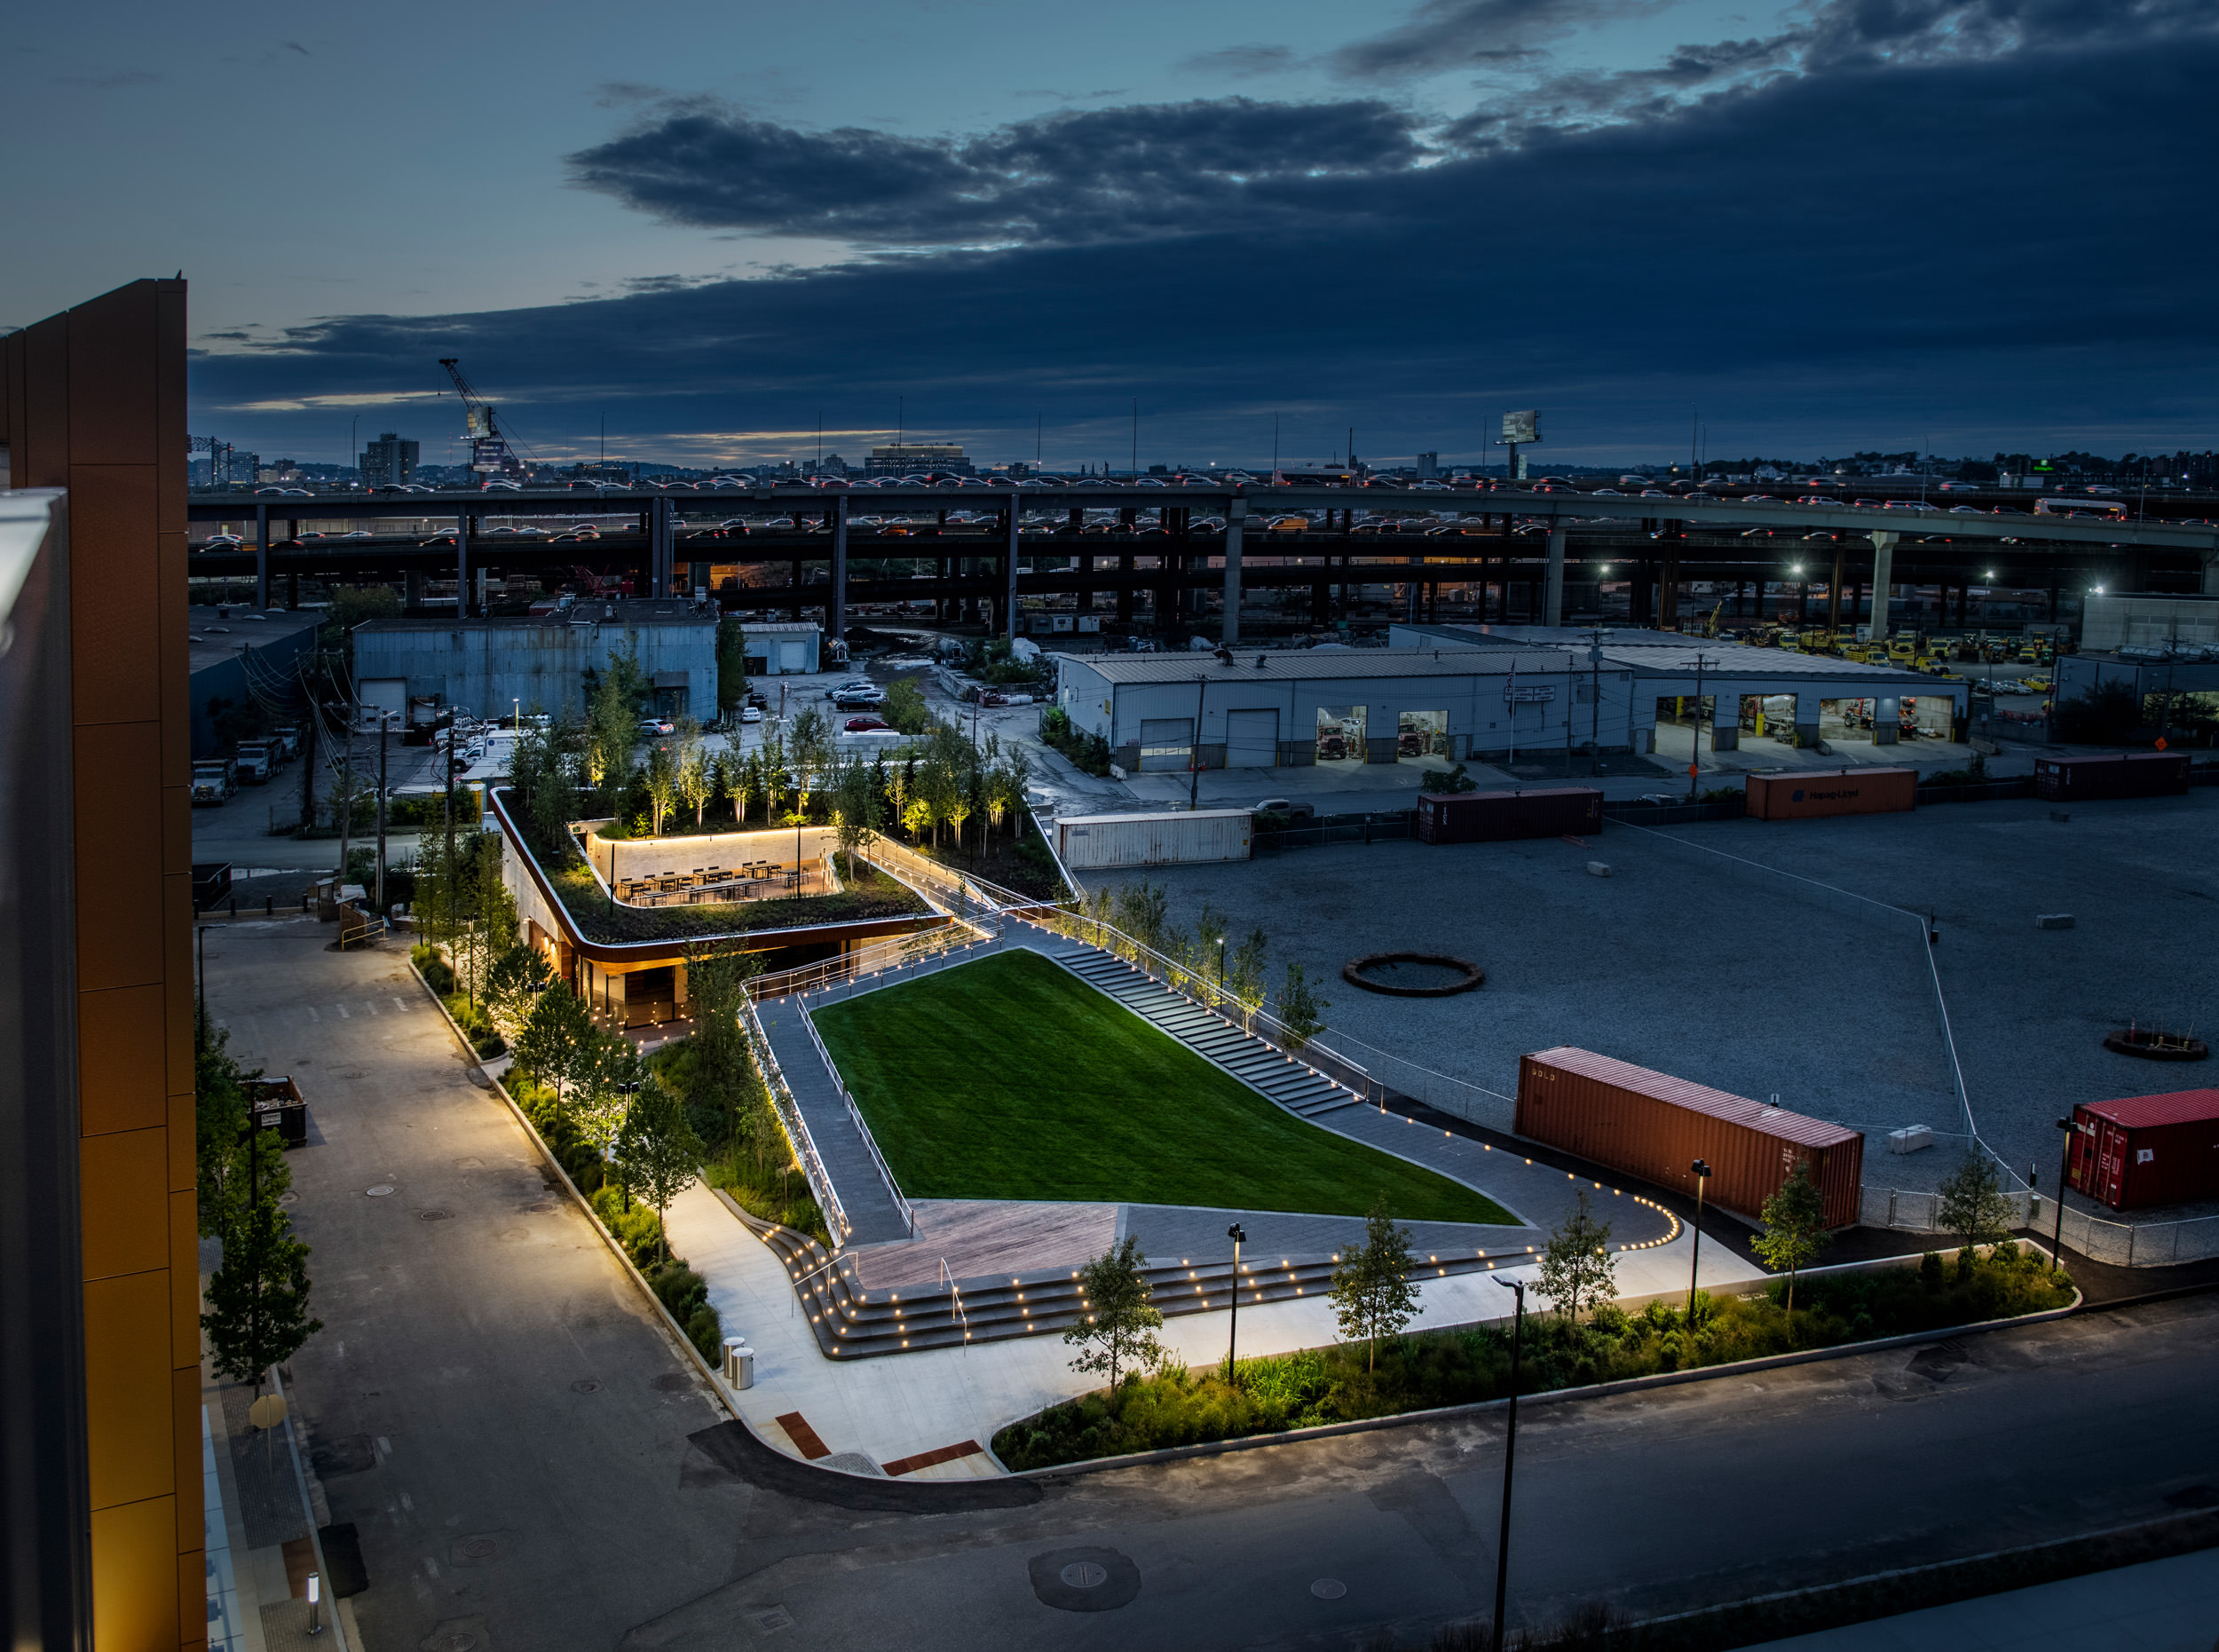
[375,712,391,914]
[1188,672,1207,810]
[1586,627,1607,776]
[1686,651,1713,802]
[336,726,355,889]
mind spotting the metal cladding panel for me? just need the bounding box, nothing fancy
[2069,1094,2219,1211]
[1055,810,1253,870]
[2033,753,2191,802]
[1516,1048,1863,1227]
[1416,787,1603,844]
[1744,768,1916,820]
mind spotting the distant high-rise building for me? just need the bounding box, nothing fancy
[867,443,971,477]
[360,431,419,486]
[1417,452,1440,479]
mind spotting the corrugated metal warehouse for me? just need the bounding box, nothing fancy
[1516,1047,1865,1228]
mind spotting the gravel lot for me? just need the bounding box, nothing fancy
[1114,787,2219,1220]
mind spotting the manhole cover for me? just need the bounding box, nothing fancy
[460,1537,496,1560]
[652,1372,690,1392]
[571,1379,601,1395]
[366,1185,396,1198]
[1311,1578,1347,1600]
[418,1209,454,1221]
[1028,1546,1141,1613]
[751,1607,794,1632]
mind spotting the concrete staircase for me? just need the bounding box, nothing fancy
[1042,942,1366,1121]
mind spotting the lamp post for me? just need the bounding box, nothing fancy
[375,710,393,916]
[1225,1221,1246,1376]
[1686,1158,1711,1319]
[1491,1275,1526,1652]
[1685,652,1712,802]
[2052,1117,2074,1270]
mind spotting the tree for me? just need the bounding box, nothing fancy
[1330,1198,1420,1371]
[573,1028,645,1176]
[683,945,762,1149]
[1754,1160,1832,1314]
[882,676,930,734]
[615,1077,704,1263]
[1939,1151,2015,1263]
[675,716,710,825]
[644,739,679,834]
[788,704,834,801]
[1115,881,1168,952]
[1537,1190,1617,1324]
[901,796,931,842]
[1064,1236,1166,1391]
[1224,927,1270,1018]
[514,981,594,1123]
[715,616,750,717]
[201,1194,321,1387]
[1275,962,1329,1051]
[585,634,647,807]
[830,755,883,868]
[194,1029,254,1239]
[485,942,553,1034]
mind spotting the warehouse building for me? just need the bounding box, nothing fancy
[738,620,823,676]
[1392,622,1969,755]
[1052,646,1587,772]
[353,597,719,723]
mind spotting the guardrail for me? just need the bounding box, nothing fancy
[1860,1182,2219,1268]
[735,990,851,1242]
[746,920,989,1000]
[796,1000,916,1236]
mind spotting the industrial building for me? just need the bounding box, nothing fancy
[188,607,320,757]
[738,620,823,676]
[352,597,719,724]
[1394,622,1969,755]
[1051,627,1968,773]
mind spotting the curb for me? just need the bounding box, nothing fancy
[1011,1285,2086,1482]
[403,953,752,1427]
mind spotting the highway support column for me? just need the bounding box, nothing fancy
[1795,689,1821,750]
[1221,499,1245,644]
[254,502,270,609]
[1868,530,1896,642]
[1003,492,1020,641]
[1544,526,1567,627]
[1874,693,1899,746]
[1711,692,1740,751]
[456,508,472,618]
[2203,554,2219,597]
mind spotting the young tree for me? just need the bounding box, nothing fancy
[901,796,931,842]
[1537,1190,1617,1324]
[1330,1198,1420,1371]
[1754,1159,1832,1314]
[1116,881,1168,952]
[1275,962,1329,1051]
[882,676,929,734]
[514,981,594,1123]
[788,704,834,800]
[615,1077,705,1263]
[194,1029,254,1239]
[201,1194,322,1388]
[1939,1150,2016,1263]
[715,616,750,717]
[485,942,553,1034]
[830,755,883,869]
[1224,927,1270,1018]
[683,945,762,1148]
[675,716,710,825]
[1064,1236,1166,1391]
[573,1029,645,1182]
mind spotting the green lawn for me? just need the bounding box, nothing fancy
[812,949,1513,1224]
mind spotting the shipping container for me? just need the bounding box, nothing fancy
[1516,1047,1864,1228]
[1417,786,1603,844]
[2033,752,2191,802]
[2065,1088,2219,1211]
[1055,809,1253,870]
[1743,767,1916,821]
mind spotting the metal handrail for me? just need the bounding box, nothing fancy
[736,992,850,1241]
[797,1000,916,1235]
[746,919,988,1000]
[940,1257,970,1351]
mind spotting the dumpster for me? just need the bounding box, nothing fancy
[246,1077,308,1147]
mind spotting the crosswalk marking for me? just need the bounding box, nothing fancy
[392,998,410,1012]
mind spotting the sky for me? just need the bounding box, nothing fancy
[6,0,2216,471]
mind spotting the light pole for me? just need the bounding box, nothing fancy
[1491,1275,1526,1652]
[1225,1221,1246,1377]
[1188,671,1207,811]
[2052,1117,2074,1270]
[1686,1158,1711,1320]
[1685,652,1712,802]
[375,710,393,915]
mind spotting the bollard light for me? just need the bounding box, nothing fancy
[307,1569,323,1636]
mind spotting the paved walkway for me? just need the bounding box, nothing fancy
[755,993,915,1245]
[664,1181,1760,1474]
[1743,1545,2219,1650]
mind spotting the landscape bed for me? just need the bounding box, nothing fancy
[545,847,930,943]
[812,948,1512,1223]
[995,1245,2078,1470]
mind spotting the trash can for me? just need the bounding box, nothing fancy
[723,1338,754,1390]
[246,1079,308,1147]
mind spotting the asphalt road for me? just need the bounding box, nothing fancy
[206,924,2219,1652]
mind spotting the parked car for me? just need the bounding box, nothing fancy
[739,706,763,723]
[1253,798,1316,821]
[844,715,889,732]
[637,717,675,736]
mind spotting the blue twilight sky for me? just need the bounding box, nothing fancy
[7,0,2215,470]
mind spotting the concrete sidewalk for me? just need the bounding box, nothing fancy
[662,1181,1762,1475]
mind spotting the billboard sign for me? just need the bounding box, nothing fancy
[465,407,494,439]
[1502,410,1540,445]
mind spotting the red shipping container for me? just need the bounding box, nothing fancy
[2065,1089,2219,1211]
[1416,787,1603,843]
[2034,752,2190,802]
[1516,1047,1864,1228]
[1744,768,1916,821]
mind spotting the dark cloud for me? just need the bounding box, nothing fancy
[566,97,1430,247]
[1331,0,1670,80]
[52,69,162,88]
[200,5,2219,464]
[1175,43,1299,79]
[281,40,311,56]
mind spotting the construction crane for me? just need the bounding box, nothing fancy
[438,358,525,478]
[187,434,237,486]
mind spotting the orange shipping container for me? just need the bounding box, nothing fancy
[1516,1047,1864,1228]
[1744,767,1916,821]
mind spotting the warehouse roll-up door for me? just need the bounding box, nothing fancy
[1138,717,1194,772]
[1225,708,1278,769]
[359,678,405,721]
[778,640,808,673]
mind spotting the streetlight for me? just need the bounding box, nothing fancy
[1491,1274,1527,1652]
[1684,652,1713,802]
[2052,1118,2074,1270]
[1686,1159,1711,1320]
[1225,1222,1246,1375]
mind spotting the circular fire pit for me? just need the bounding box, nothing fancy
[2103,1029,2209,1062]
[1342,952,1484,997]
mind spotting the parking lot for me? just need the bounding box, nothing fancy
[1123,788,2219,1221]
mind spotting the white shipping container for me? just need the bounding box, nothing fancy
[1055,809,1253,870]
